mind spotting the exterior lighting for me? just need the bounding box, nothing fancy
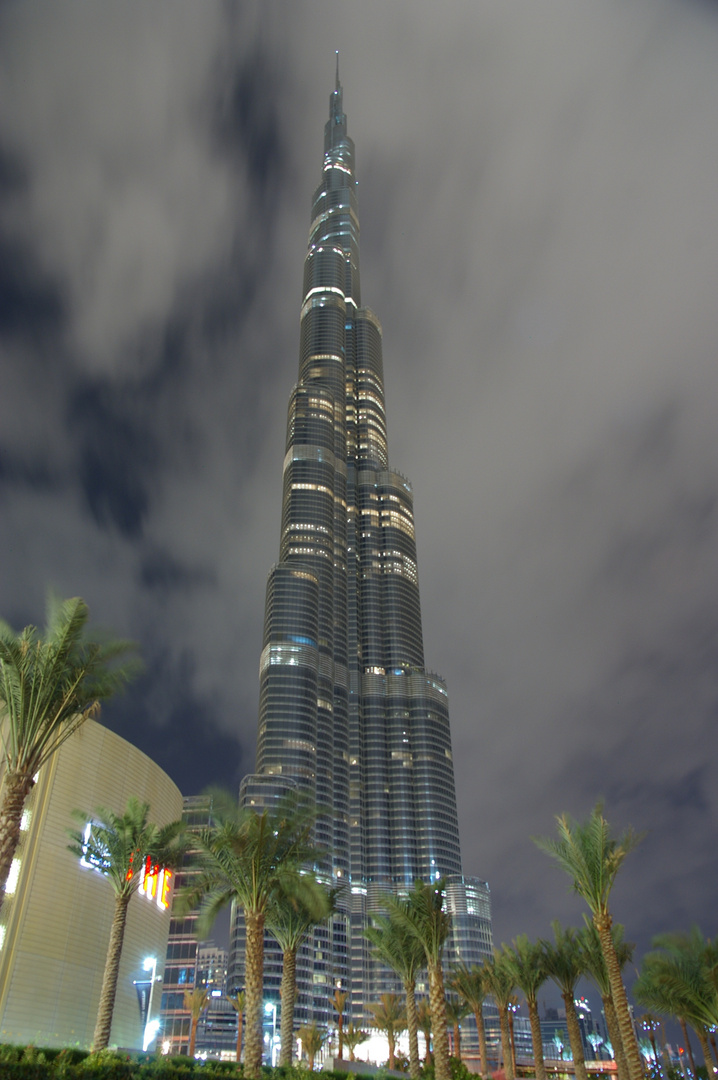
[143,1018,160,1053]
[142,957,158,1052]
[264,1001,279,1066]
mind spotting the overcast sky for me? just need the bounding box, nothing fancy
[1,0,717,1006]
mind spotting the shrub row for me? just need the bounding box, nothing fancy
[0,1047,382,1080]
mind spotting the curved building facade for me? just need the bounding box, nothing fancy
[232,68,492,1024]
[0,720,182,1050]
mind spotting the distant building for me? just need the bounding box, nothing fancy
[541,1006,570,1062]
[194,942,237,1060]
[196,942,228,991]
[0,720,181,1049]
[484,1013,533,1069]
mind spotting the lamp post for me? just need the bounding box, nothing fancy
[143,956,159,1052]
[265,1001,278,1066]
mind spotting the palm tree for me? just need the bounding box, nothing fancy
[534,803,644,1080]
[445,996,470,1061]
[542,923,589,1080]
[386,879,453,1080]
[266,886,334,1065]
[332,988,348,1060]
[184,985,209,1058]
[504,935,549,1080]
[449,963,490,1079]
[226,989,245,1063]
[366,909,425,1078]
[68,796,186,1051]
[417,999,433,1065]
[0,594,138,910]
[369,992,407,1069]
[634,930,718,1074]
[580,919,634,1080]
[483,949,518,1080]
[344,1021,370,1062]
[299,1020,327,1071]
[177,791,325,1080]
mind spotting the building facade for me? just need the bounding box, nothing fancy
[0,720,181,1050]
[231,66,492,1026]
[159,795,215,1055]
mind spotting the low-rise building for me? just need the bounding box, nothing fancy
[0,720,182,1050]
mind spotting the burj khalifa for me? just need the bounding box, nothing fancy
[232,62,492,1026]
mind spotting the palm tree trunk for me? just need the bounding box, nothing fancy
[499,1006,515,1080]
[527,999,547,1080]
[236,1010,244,1063]
[694,1025,713,1076]
[473,1002,489,1080]
[429,961,451,1080]
[0,770,34,912]
[404,979,421,1080]
[243,909,266,1080]
[602,994,629,1080]
[562,992,588,1080]
[279,945,297,1066]
[596,914,644,1080]
[508,1009,516,1076]
[679,1018,696,1077]
[388,1030,396,1069]
[189,1015,199,1058]
[92,892,130,1051]
[421,1016,433,1065]
[337,1014,344,1060]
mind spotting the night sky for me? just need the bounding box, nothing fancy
[1,1,717,1006]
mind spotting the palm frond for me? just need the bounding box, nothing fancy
[68,796,187,899]
[0,593,140,778]
[534,802,643,915]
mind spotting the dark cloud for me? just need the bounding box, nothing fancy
[0,444,56,492]
[1,0,717,1012]
[139,547,217,593]
[72,381,160,537]
[0,235,64,338]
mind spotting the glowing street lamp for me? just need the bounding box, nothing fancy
[265,1001,278,1066]
[143,956,159,1052]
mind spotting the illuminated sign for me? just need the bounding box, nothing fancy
[79,824,173,910]
[139,856,173,911]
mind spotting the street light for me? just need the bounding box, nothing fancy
[143,957,158,1052]
[265,1001,278,1066]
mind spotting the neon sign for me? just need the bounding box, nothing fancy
[79,823,173,910]
[139,856,173,911]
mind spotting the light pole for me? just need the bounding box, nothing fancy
[265,1001,278,1066]
[143,956,159,1052]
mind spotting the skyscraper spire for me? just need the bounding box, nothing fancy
[232,69,492,1033]
[335,48,340,90]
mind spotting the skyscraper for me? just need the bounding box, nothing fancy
[231,63,491,1029]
